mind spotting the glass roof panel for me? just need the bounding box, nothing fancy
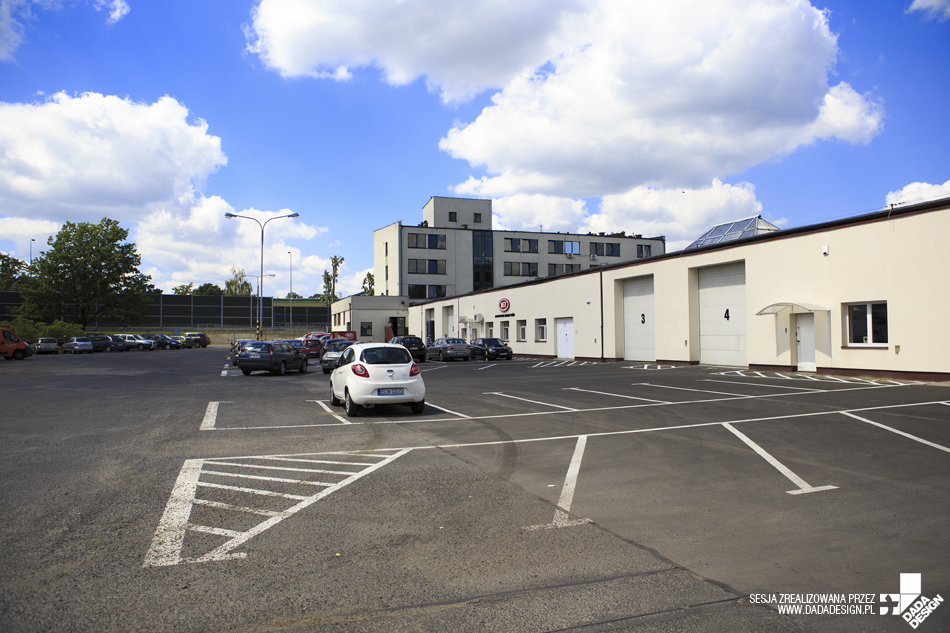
[707,224,730,238]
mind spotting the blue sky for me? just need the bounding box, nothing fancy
[1,0,948,299]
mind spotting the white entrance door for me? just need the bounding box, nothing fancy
[622,276,655,361]
[698,262,747,366]
[556,318,574,359]
[796,313,816,373]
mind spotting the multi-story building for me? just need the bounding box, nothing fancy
[374,197,666,301]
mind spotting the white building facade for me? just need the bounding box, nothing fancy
[374,197,666,314]
[407,197,950,381]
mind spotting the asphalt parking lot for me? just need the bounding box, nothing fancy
[1,348,948,632]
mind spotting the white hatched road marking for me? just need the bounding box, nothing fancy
[623,364,679,371]
[715,370,911,385]
[721,423,838,495]
[143,449,411,567]
[841,411,950,453]
[426,403,472,419]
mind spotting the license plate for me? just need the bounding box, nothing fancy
[249,353,261,359]
[377,388,404,396]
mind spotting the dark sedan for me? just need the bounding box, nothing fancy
[389,335,427,363]
[237,341,308,376]
[469,338,513,360]
[425,337,471,362]
[90,335,115,352]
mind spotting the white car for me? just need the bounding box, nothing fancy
[329,343,425,417]
[114,334,155,351]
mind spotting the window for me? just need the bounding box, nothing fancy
[517,320,527,341]
[846,302,888,345]
[501,321,510,341]
[566,264,579,273]
[524,239,538,253]
[384,265,388,280]
[384,242,388,256]
[590,242,605,256]
[487,322,493,338]
[504,262,538,276]
[410,259,446,274]
[637,244,652,258]
[549,240,579,255]
[536,318,547,341]
[505,238,521,252]
[427,285,446,299]
[360,322,373,336]
[427,260,446,275]
[408,233,446,249]
[606,243,620,256]
[408,285,427,299]
[474,213,482,223]
[449,212,457,222]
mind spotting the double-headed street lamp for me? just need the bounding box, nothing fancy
[225,211,298,338]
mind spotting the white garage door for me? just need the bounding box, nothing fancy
[699,262,747,366]
[623,276,655,361]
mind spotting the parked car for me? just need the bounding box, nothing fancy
[301,337,327,360]
[231,339,253,366]
[185,332,210,348]
[143,333,169,349]
[236,340,308,376]
[321,339,355,374]
[112,334,155,351]
[426,337,471,362]
[34,337,60,354]
[64,337,94,354]
[329,343,425,417]
[172,335,193,348]
[389,335,427,363]
[469,338,513,361]
[109,336,130,352]
[90,335,115,352]
[159,334,183,350]
[1,327,34,360]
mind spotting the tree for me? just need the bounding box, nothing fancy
[172,282,195,295]
[322,270,335,307]
[224,265,253,296]
[195,283,223,295]
[0,253,25,291]
[14,218,152,330]
[286,291,302,299]
[330,255,344,300]
[361,272,374,296]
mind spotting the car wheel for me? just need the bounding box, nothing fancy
[463,355,469,361]
[440,351,446,362]
[507,354,513,360]
[418,355,426,363]
[299,360,308,374]
[242,369,252,376]
[322,367,331,374]
[12,350,24,361]
[137,344,144,351]
[277,361,286,376]
[329,382,342,406]
[344,390,358,417]
[411,400,425,415]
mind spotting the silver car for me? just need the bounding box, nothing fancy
[35,337,60,354]
[64,337,94,354]
[321,339,355,374]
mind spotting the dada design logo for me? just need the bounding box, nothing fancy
[499,298,510,312]
[881,573,943,629]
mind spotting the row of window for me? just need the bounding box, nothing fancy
[408,233,446,249]
[477,318,547,342]
[448,211,482,223]
[504,238,539,253]
[410,232,652,259]
[407,259,446,275]
[590,242,621,256]
[408,285,447,300]
[504,262,538,277]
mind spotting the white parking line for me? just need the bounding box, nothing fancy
[721,423,838,495]
[421,366,447,372]
[525,436,593,530]
[314,400,353,424]
[426,403,472,419]
[841,411,950,454]
[475,364,497,371]
[563,387,672,404]
[200,402,231,430]
[484,392,578,411]
[700,379,824,392]
[635,383,753,398]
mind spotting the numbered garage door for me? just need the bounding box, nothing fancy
[623,276,655,361]
[699,262,747,366]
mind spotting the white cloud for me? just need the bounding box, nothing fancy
[491,194,588,232]
[0,215,60,261]
[336,266,373,298]
[94,0,130,24]
[0,92,226,220]
[907,0,950,21]
[885,178,950,206]
[581,180,769,251]
[441,0,884,198]
[245,0,584,102]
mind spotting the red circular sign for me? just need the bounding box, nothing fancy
[499,298,510,312]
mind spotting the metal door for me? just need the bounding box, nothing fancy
[556,318,574,359]
[796,313,816,373]
[622,276,655,361]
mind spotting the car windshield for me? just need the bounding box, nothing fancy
[39,338,56,343]
[244,342,269,352]
[402,337,423,345]
[76,337,91,342]
[482,339,503,346]
[446,338,465,345]
[361,347,412,365]
[327,341,352,352]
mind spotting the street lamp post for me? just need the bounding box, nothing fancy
[29,238,35,263]
[240,274,275,337]
[288,251,293,338]
[225,211,299,338]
